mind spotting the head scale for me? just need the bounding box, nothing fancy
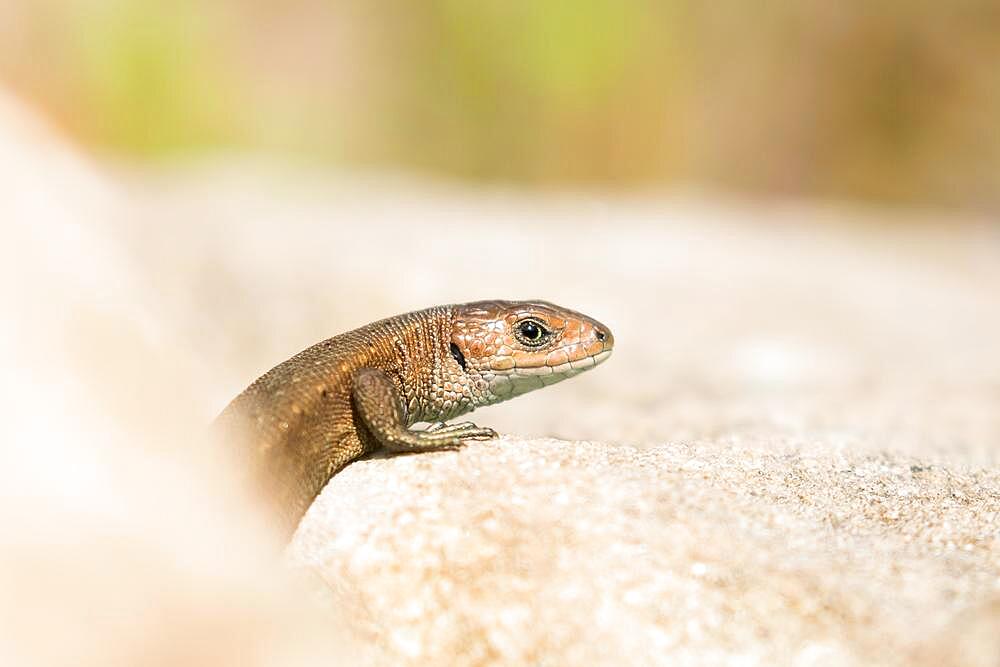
[430,300,613,420]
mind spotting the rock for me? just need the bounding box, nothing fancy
[291,438,1000,666]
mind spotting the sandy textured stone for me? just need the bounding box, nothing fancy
[290,438,1000,666]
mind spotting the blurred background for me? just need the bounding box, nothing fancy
[2,0,999,210]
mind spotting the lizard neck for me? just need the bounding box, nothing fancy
[379,305,468,425]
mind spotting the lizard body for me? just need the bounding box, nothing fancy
[215,300,614,537]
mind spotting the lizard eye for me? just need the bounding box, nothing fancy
[515,319,549,346]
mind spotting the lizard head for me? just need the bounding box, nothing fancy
[447,299,614,411]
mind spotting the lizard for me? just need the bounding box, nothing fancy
[214,300,614,539]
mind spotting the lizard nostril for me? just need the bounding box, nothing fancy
[595,329,606,341]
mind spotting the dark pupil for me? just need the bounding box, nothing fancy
[520,321,541,340]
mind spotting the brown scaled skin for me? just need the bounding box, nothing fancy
[214,300,614,539]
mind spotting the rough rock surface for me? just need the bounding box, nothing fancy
[292,439,999,666]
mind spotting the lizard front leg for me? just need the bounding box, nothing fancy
[351,367,497,452]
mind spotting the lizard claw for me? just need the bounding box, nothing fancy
[461,427,498,441]
[423,422,496,439]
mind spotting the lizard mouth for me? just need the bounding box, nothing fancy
[484,346,613,399]
[516,347,613,375]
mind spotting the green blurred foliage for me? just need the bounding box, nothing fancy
[72,0,238,154]
[2,0,998,209]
